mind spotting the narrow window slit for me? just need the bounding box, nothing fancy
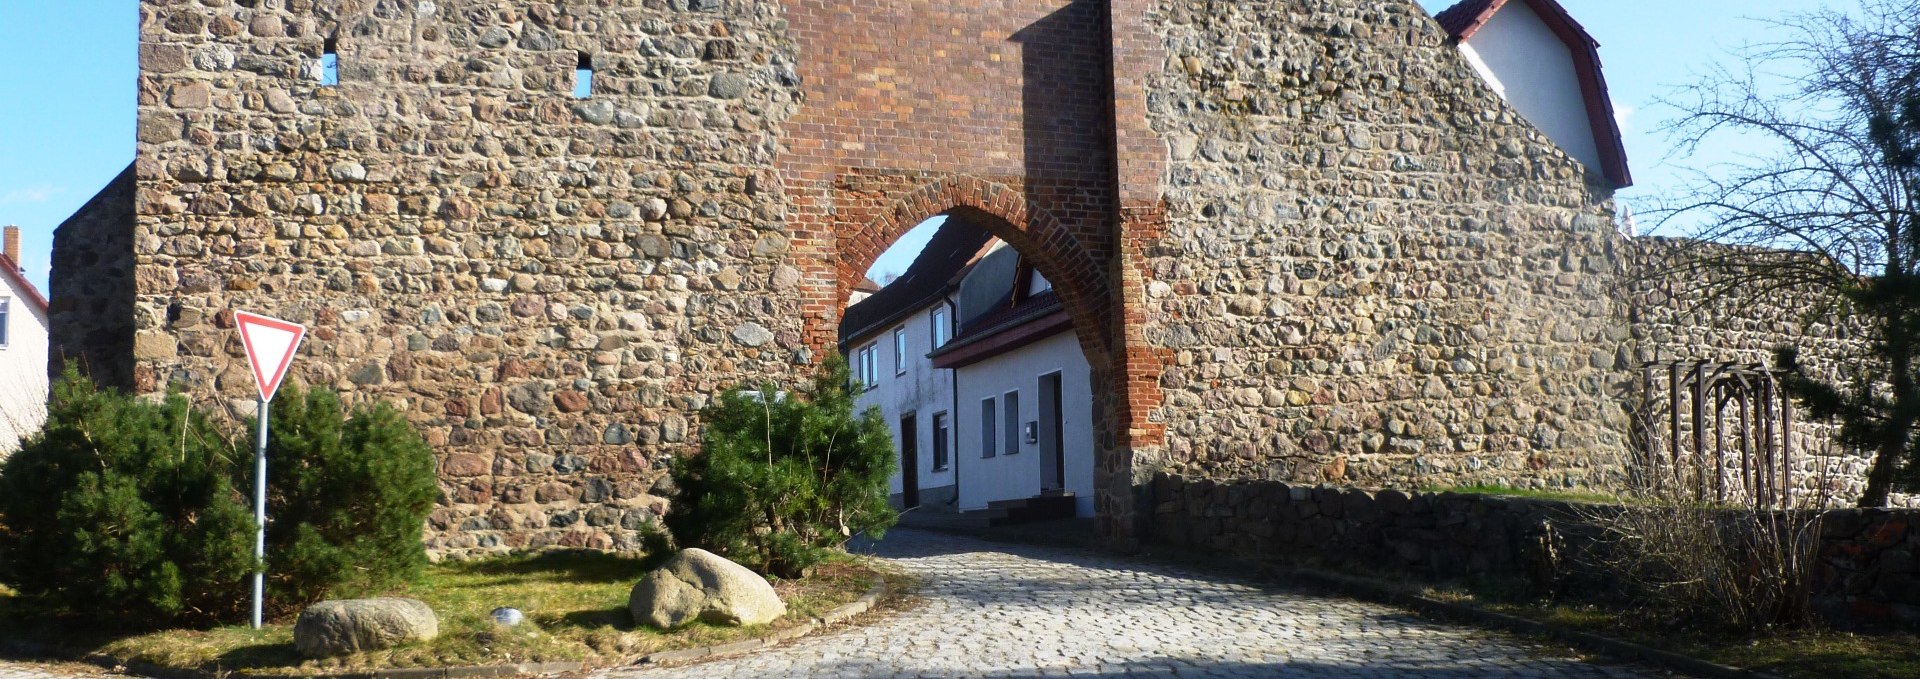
[321,37,339,86]
[574,52,594,99]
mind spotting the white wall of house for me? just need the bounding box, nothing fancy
[954,330,1095,517]
[0,283,48,456]
[851,302,957,507]
[1457,1,1606,173]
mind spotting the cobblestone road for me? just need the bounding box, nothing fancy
[594,528,1670,679]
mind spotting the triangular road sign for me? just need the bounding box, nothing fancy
[235,311,307,403]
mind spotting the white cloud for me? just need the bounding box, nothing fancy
[1614,105,1636,132]
[0,184,60,205]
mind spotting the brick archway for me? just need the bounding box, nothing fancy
[832,175,1112,364]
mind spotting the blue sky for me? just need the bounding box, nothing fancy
[0,1,1861,294]
[0,0,135,294]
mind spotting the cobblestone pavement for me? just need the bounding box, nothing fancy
[594,528,1672,679]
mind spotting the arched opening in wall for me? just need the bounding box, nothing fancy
[838,213,1103,524]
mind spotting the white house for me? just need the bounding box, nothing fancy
[0,226,50,456]
[841,223,989,512]
[1436,0,1632,188]
[843,219,1095,520]
[930,244,1095,518]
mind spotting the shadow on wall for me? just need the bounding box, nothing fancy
[1013,0,1115,250]
[47,163,138,390]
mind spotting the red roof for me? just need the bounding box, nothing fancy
[0,254,47,315]
[1434,0,1632,188]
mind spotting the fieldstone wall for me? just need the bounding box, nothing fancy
[49,164,138,388]
[118,0,807,555]
[1152,473,1920,629]
[1139,0,1631,489]
[1623,238,1909,507]
[60,0,1895,555]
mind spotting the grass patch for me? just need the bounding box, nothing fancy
[1419,483,1620,504]
[0,551,882,676]
[1418,580,1920,679]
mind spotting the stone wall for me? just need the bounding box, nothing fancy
[1622,237,1906,507]
[49,164,137,388]
[1139,0,1630,490]
[1151,473,1920,629]
[60,0,1896,554]
[119,0,808,555]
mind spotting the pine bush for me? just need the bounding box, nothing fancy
[258,388,440,613]
[0,369,256,627]
[664,358,897,578]
[0,372,440,628]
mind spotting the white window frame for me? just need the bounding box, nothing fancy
[931,306,951,348]
[0,297,10,347]
[856,342,879,390]
[1003,390,1021,455]
[893,327,908,375]
[980,397,997,458]
[931,411,950,471]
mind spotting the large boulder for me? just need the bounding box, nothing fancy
[629,548,786,628]
[293,598,439,657]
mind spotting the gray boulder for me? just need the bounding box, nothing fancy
[294,598,439,657]
[629,548,786,629]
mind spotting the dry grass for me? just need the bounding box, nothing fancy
[1422,581,1920,679]
[0,551,882,676]
[1417,484,1621,505]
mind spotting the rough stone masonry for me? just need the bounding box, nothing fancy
[50,0,1879,556]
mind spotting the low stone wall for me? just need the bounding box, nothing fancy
[1150,473,1920,629]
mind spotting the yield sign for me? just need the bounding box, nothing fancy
[235,311,307,402]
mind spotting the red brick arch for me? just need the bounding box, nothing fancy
[833,175,1113,364]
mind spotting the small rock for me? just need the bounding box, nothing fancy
[477,27,512,48]
[490,607,525,627]
[294,598,438,657]
[708,73,751,99]
[732,322,774,347]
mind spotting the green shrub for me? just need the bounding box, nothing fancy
[0,371,440,628]
[664,358,897,578]
[259,387,440,613]
[0,369,256,627]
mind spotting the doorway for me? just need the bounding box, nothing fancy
[899,412,920,509]
[1039,372,1064,492]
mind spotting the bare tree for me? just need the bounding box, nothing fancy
[1657,0,1920,507]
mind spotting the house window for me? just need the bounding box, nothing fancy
[321,38,339,86]
[980,397,996,458]
[855,342,879,390]
[931,412,949,471]
[0,297,9,347]
[893,327,908,375]
[931,306,951,348]
[573,52,594,99]
[1003,391,1021,454]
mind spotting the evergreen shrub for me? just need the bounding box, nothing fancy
[0,370,255,627]
[0,370,439,627]
[664,358,897,578]
[261,387,440,613]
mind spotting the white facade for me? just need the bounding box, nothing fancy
[851,302,958,509]
[1456,1,1606,174]
[953,331,1095,517]
[0,275,49,456]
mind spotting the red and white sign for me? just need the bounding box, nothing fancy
[235,311,307,402]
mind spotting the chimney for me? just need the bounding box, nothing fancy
[2,226,17,270]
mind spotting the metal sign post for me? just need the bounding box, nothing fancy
[234,311,307,630]
[252,396,269,629]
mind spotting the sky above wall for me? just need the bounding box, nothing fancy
[0,1,1867,297]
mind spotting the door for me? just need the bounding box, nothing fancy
[1039,372,1064,492]
[899,413,920,509]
